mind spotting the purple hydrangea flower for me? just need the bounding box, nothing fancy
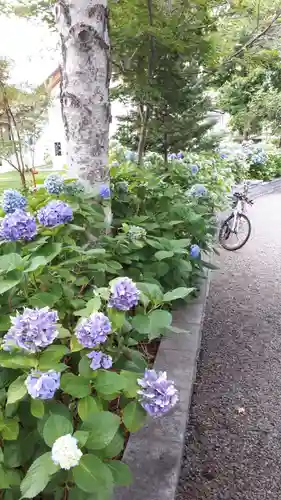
[168,153,177,161]
[0,210,37,241]
[190,244,201,258]
[190,164,199,175]
[87,351,113,370]
[25,370,60,399]
[1,189,27,214]
[3,307,59,353]
[44,174,64,194]
[75,312,112,349]
[190,184,208,197]
[177,152,184,160]
[37,200,73,227]
[137,369,178,417]
[220,153,227,159]
[108,277,140,311]
[99,185,111,199]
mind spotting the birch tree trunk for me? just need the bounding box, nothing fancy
[55,0,111,193]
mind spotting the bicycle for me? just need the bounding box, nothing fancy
[219,182,254,251]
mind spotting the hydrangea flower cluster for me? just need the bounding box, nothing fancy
[190,184,208,197]
[44,174,64,194]
[177,152,184,160]
[51,434,82,470]
[63,181,84,196]
[1,189,27,214]
[168,153,177,161]
[0,210,37,241]
[108,277,140,311]
[125,150,137,162]
[128,225,147,241]
[37,200,73,227]
[99,185,111,199]
[25,370,60,399]
[111,161,119,167]
[75,312,112,348]
[3,307,59,353]
[190,244,201,258]
[251,151,267,165]
[137,369,178,417]
[190,164,199,175]
[87,351,113,370]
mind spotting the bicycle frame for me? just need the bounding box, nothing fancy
[230,181,249,231]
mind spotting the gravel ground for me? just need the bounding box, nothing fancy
[177,192,281,500]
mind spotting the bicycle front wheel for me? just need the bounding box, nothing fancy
[219,213,251,251]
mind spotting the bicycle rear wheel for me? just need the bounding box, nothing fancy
[219,213,251,251]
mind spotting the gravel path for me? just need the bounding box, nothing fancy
[177,192,281,500]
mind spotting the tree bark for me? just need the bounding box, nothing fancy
[55,0,111,192]
[137,105,150,164]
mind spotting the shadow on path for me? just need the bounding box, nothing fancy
[177,192,281,500]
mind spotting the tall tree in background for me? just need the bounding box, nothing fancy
[0,59,49,188]
[55,0,111,192]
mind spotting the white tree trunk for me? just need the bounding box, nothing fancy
[55,0,110,192]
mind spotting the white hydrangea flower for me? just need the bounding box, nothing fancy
[51,434,82,470]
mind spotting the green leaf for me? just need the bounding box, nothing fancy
[36,242,62,264]
[38,345,69,371]
[0,418,19,440]
[0,448,3,463]
[6,468,21,487]
[131,314,150,335]
[72,454,113,494]
[0,352,37,370]
[78,356,93,378]
[97,430,124,459]
[74,296,101,317]
[107,309,126,330]
[123,402,146,432]
[73,430,89,447]
[0,279,21,295]
[0,464,10,488]
[30,399,44,419]
[163,287,194,302]
[154,250,174,260]
[94,371,126,395]
[6,376,27,405]
[20,452,58,499]
[24,256,47,273]
[120,370,140,398]
[60,373,91,398]
[0,316,11,332]
[0,254,24,273]
[29,292,59,308]
[107,461,132,486]
[57,325,71,338]
[43,414,73,447]
[148,309,172,340]
[70,336,83,352]
[78,396,101,421]
[84,411,120,450]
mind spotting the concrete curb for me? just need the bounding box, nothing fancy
[114,266,212,500]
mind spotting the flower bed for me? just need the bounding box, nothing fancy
[0,152,229,499]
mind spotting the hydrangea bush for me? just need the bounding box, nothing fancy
[0,155,229,498]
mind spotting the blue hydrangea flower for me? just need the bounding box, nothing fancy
[44,174,64,194]
[190,244,201,258]
[75,312,112,349]
[108,277,140,311]
[190,164,199,175]
[177,152,184,160]
[137,369,178,417]
[1,189,27,214]
[0,209,37,241]
[190,184,208,197]
[99,185,111,199]
[87,351,113,370]
[220,153,227,159]
[3,307,58,353]
[37,200,73,227]
[168,153,177,161]
[25,370,60,399]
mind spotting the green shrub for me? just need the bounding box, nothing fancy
[0,157,228,499]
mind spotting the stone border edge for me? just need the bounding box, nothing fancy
[114,265,212,500]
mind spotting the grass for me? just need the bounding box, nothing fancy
[0,169,61,193]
